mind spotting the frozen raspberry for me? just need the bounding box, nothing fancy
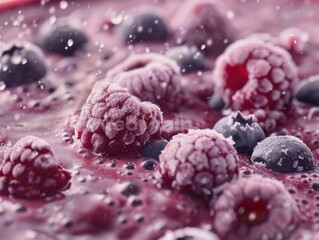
[75,82,163,155]
[107,53,182,111]
[212,176,301,240]
[171,0,235,55]
[279,28,309,54]
[213,38,299,112]
[159,129,239,198]
[243,109,287,133]
[159,227,220,240]
[0,136,71,199]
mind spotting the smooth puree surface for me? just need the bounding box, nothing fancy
[0,0,318,240]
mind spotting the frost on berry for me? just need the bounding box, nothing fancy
[213,38,299,112]
[0,136,71,199]
[171,0,236,56]
[159,129,239,198]
[75,82,163,155]
[212,176,301,240]
[107,53,182,111]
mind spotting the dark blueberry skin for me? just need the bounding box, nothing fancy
[115,12,168,44]
[208,92,225,110]
[38,21,88,56]
[141,139,168,160]
[251,135,314,173]
[166,46,207,74]
[0,42,47,88]
[295,75,319,106]
[214,112,265,154]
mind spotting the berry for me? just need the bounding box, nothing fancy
[213,112,265,154]
[159,129,239,197]
[243,109,287,133]
[279,27,309,54]
[212,176,301,240]
[106,53,182,111]
[141,139,168,160]
[165,46,207,74]
[115,10,168,44]
[213,38,299,111]
[208,92,225,110]
[0,136,70,199]
[172,0,235,55]
[75,82,163,155]
[38,21,88,55]
[295,75,319,106]
[251,135,314,173]
[0,42,47,88]
[159,227,220,240]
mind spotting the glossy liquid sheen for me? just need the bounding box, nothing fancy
[0,0,318,239]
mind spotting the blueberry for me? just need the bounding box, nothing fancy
[165,46,207,74]
[141,139,168,160]
[159,227,220,240]
[38,21,88,56]
[295,75,319,106]
[0,42,47,88]
[115,11,168,44]
[213,112,265,154]
[208,92,225,110]
[251,135,314,173]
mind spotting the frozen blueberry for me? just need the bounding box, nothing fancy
[251,135,314,173]
[141,139,168,160]
[0,42,47,88]
[115,11,168,44]
[214,112,265,154]
[295,75,319,106]
[208,93,225,110]
[165,46,206,74]
[38,21,88,56]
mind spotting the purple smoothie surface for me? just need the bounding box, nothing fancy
[0,0,318,240]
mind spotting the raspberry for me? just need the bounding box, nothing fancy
[0,136,71,199]
[107,53,182,111]
[243,109,287,133]
[213,38,299,112]
[159,227,220,240]
[172,0,235,55]
[75,82,163,155]
[212,176,301,240]
[159,129,239,198]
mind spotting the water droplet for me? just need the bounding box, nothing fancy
[0,81,6,91]
[67,39,74,47]
[110,11,124,25]
[59,0,68,10]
